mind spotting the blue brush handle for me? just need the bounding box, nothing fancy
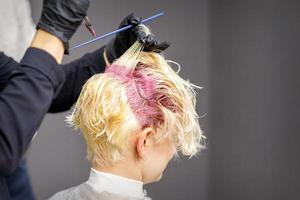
[70,12,164,50]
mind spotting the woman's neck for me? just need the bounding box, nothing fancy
[92,159,143,182]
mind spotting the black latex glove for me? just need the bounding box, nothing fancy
[105,13,171,63]
[37,0,90,54]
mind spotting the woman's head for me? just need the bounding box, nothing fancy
[67,42,205,183]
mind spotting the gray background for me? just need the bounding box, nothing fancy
[26,0,300,200]
[209,1,300,200]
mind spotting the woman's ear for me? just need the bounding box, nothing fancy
[136,127,155,159]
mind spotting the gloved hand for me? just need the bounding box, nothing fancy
[37,0,90,54]
[105,13,171,63]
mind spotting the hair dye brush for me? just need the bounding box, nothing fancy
[70,12,164,51]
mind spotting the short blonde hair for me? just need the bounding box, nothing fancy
[67,42,205,167]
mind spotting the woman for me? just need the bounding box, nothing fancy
[49,36,205,200]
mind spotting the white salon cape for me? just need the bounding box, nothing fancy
[0,0,35,61]
[49,168,151,200]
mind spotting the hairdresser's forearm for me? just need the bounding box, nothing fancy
[0,29,64,92]
[0,48,64,175]
[49,46,107,112]
[30,29,64,64]
[0,53,18,91]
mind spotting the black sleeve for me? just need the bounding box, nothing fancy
[0,53,18,91]
[49,46,106,113]
[0,48,65,175]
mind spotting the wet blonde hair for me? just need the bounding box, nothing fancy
[67,41,205,167]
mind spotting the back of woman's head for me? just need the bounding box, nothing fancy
[67,41,205,167]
